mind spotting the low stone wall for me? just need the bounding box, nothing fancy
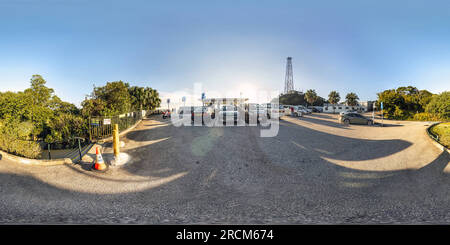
[426,122,450,154]
[0,149,72,165]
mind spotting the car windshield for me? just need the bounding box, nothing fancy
[221,106,235,111]
[193,107,203,112]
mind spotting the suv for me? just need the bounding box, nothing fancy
[339,113,373,125]
[219,105,239,124]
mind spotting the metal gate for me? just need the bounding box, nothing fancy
[89,111,143,141]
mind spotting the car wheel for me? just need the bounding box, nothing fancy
[367,120,373,126]
[343,119,350,125]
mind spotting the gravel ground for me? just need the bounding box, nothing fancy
[0,114,449,224]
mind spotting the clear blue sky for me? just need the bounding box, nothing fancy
[1,0,450,106]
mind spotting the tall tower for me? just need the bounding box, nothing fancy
[284,57,294,94]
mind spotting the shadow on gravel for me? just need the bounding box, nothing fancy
[281,120,412,161]
[374,123,404,127]
[307,113,336,119]
[333,151,450,190]
[296,115,352,129]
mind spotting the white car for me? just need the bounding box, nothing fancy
[296,105,311,114]
[291,106,303,117]
[246,103,267,123]
[261,103,279,119]
[219,105,239,124]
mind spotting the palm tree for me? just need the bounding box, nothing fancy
[129,86,146,111]
[145,87,161,110]
[305,89,318,106]
[328,91,340,114]
[345,92,359,106]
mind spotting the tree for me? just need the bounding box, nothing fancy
[377,87,436,120]
[328,91,340,104]
[24,74,55,106]
[279,91,306,105]
[328,91,340,114]
[91,81,132,116]
[81,98,107,117]
[305,89,318,106]
[129,86,146,111]
[377,89,406,119]
[418,90,434,109]
[0,75,85,157]
[146,87,161,110]
[345,92,359,106]
[313,96,326,106]
[426,91,450,120]
[82,82,161,116]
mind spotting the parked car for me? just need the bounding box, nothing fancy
[291,106,303,117]
[339,113,373,125]
[297,105,312,114]
[260,103,276,119]
[190,106,214,124]
[339,110,357,116]
[219,105,239,124]
[310,106,322,113]
[246,103,267,124]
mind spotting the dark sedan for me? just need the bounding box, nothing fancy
[339,113,373,125]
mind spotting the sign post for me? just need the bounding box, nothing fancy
[167,98,170,110]
[372,106,375,125]
[380,102,384,127]
[201,92,206,108]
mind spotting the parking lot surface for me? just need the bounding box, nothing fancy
[0,114,449,224]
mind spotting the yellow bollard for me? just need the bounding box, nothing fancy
[113,124,120,157]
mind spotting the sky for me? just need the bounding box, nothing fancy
[1,0,450,108]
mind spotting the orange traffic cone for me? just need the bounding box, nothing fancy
[93,147,107,171]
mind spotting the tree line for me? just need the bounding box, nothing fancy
[279,86,449,121]
[377,86,449,121]
[0,75,161,158]
[279,90,360,107]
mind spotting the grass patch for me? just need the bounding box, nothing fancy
[430,122,450,148]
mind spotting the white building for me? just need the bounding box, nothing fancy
[322,101,373,113]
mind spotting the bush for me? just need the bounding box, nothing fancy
[0,134,42,158]
[426,92,450,120]
[412,112,442,121]
[0,119,42,158]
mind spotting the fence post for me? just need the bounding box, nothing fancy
[78,138,82,163]
[48,143,51,160]
[89,117,91,142]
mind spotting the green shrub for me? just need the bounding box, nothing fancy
[0,119,42,158]
[430,122,450,148]
[0,133,42,159]
[412,112,442,121]
[426,92,450,120]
